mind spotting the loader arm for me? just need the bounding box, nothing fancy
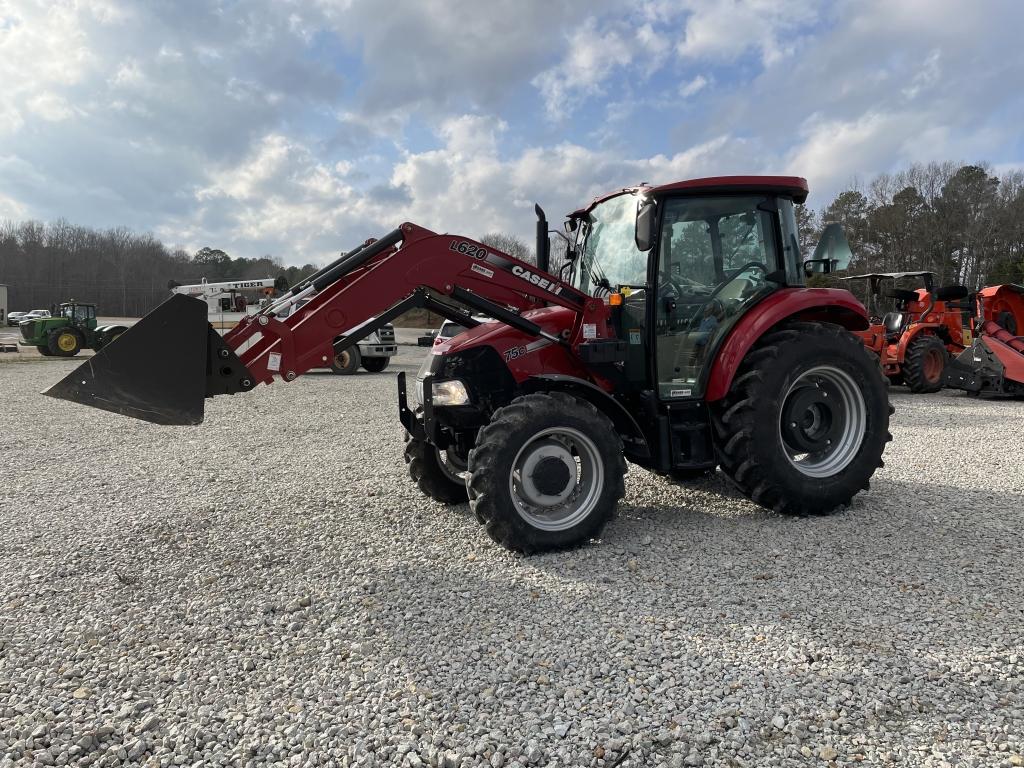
[45,222,605,425]
[227,223,596,385]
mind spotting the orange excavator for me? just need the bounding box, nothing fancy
[945,284,1024,397]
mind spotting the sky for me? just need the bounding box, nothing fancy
[2,0,1023,267]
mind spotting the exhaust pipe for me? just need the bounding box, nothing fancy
[44,294,255,425]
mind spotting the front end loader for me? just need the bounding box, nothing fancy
[46,176,892,553]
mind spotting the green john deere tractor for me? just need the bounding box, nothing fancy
[18,302,128,357]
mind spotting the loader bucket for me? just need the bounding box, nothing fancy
[44,294,253,425]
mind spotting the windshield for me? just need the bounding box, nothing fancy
[61,305,91,320]
[572,193,647,295]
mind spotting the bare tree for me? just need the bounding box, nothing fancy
[480,232,533,263]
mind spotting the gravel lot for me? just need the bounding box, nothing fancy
[1,348,1022,768]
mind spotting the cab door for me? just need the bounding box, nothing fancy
[654,195,783,400]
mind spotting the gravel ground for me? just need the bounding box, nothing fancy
[1,349,1022,768]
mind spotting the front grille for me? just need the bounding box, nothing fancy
[20,323,34,340]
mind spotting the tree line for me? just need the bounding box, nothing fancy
[0,221,319,316]
[2,161,1021,317]
[800,162,1024,289]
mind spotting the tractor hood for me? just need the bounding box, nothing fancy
[439,305,575,356]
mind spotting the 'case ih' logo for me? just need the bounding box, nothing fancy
[511,265,562,296]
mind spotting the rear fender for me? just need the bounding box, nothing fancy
[893,324,941,362]
[705,288,868,402]
[521,374,651,459]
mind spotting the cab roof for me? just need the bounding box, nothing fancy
[571,175,809,218]
[841,271,935,281]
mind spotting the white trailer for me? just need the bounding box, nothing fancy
[170,278,275,327]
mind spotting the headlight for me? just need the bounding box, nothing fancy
[431,379,470,406]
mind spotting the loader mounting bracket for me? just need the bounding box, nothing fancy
[205,326,257,397]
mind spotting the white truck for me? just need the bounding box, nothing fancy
[171,278,396,374]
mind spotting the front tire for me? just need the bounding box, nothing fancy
[902,335,947,393]
[329,345,360,375]
[404,438,469,504]
[467,392,626,553]
[362,357,390,373]
[713,322,891,515]
[48,329,82,357]
[36,345,53,356]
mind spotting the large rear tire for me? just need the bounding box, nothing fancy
[713,322,891,515]
[404,438,469,504]
[329,346,360,375]
[902,335,947,394]
[467,392,626,553]
[48,328,82,357]
[362,357,390,373]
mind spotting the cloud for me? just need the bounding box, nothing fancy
[315,0,609,117]
[2,0,1023,266]
[675,0,820,65]
[679,75,708,98]
[532,18,641,118]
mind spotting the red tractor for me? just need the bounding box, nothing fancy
[48,176,892,553]
[840,271,971,393]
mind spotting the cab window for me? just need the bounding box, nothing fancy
[655,195,781,398]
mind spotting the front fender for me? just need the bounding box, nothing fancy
[705,288,868,402]
[521,374,651,459]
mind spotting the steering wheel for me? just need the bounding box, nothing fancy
[723,261,769,282]
[658,270,709,299]
[686,262,767,329]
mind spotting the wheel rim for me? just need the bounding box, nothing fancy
[779,365,866,478]
[923,348,944,382]
[335,350,350,369]
[437,447,468,484]
[508,426,603,532]
[57,333,76,352]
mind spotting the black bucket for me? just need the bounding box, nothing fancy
[44,294,255,425]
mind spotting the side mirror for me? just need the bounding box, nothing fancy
[635,197,657,252]
[804,223,853,275]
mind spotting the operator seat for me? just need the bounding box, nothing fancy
[882,312,904,340]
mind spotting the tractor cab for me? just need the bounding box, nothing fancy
[59,302,98,328]
[567,178,851,400]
